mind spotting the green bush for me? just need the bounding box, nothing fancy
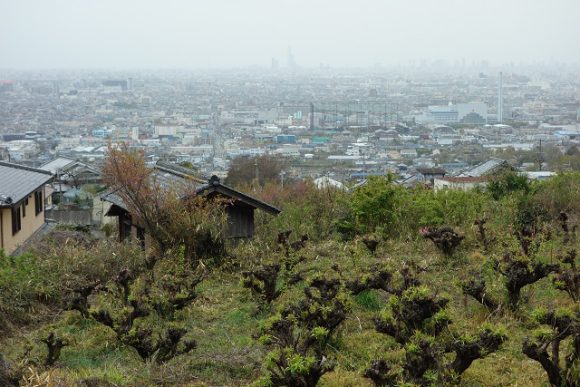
[349,175,404,236]
[0,232,144,330]
[487,172,531,200]
[529,172,580,217]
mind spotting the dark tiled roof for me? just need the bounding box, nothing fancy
[101,190,126,210]
[151,163,204,191]
[101,163,280,215]
[416,167,446,175]
[196,176,281,215]
[439,176,491,183]
[155,161,206,183]
[0,161,54,206]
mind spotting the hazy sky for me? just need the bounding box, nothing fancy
[1,0,579,69]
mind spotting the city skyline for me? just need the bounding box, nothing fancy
[1,0,580,69]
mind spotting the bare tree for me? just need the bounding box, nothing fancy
[102,143,226,265]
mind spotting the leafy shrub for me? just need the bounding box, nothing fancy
[464,253,559,311]
[257,277,349,386]
[522,307,579,387]
[86,251,202,363]
[420,226,464,256]
[530,172,580,218]
[552,250,579,302]
[255,180,350,242]
[487,172,531,200]
[349,175,403,236]
[241,263,282,306]
[494,252,559,310]
[0,232,144,330]
[367,286,506,385]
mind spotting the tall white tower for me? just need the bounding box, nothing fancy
[287,46,296,69]
[497,72,503,124]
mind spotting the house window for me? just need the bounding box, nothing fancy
[12,206,21,235]
[22,200,26,217]
[35,190,43,215]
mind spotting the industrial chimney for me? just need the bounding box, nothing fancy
[497,72,503,124]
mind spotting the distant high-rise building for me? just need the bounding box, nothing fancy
[102,79,127,92]
[271,58,279,70]
[287,46,296,69]
[415,102,488,124]
[0,80,14,93]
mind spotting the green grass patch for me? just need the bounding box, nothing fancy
[354,290,383,311]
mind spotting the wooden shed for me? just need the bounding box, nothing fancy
[101,162,280,243]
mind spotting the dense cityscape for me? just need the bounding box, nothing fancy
[1,1,579,386]
[1,66,579,187]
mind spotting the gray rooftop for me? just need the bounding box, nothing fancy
[152,162,205,191]
[101,161,205,211]
[40,157,101,177]
[460,158,510,177]
[0,161,54,206]
[40,157,75,174]
[102,161,280,215]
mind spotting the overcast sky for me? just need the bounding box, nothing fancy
[1,0,579,69]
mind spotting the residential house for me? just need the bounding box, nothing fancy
[434,176,490,192]
[314,176,345,190]
[458,158,515,178]
[400,149,418,158]
[523,171,556,181]
[101,162,280,246]
[434,158,515,192]
[416,167,446,185]
[397,167,446,188]
[41,157,101,194]
[0,162,53,255]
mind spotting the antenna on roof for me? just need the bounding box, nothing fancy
[254,158,259,189]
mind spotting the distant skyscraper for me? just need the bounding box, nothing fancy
[287,46,296,69]
[271,58,279,70]
[497,72,503,124]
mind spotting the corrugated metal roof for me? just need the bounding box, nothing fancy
[41,158,100,178]
[40,157,75,173]
[0,161,54,206]
[461,158,509,177]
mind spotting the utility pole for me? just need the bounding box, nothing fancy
[537,139,543,171]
